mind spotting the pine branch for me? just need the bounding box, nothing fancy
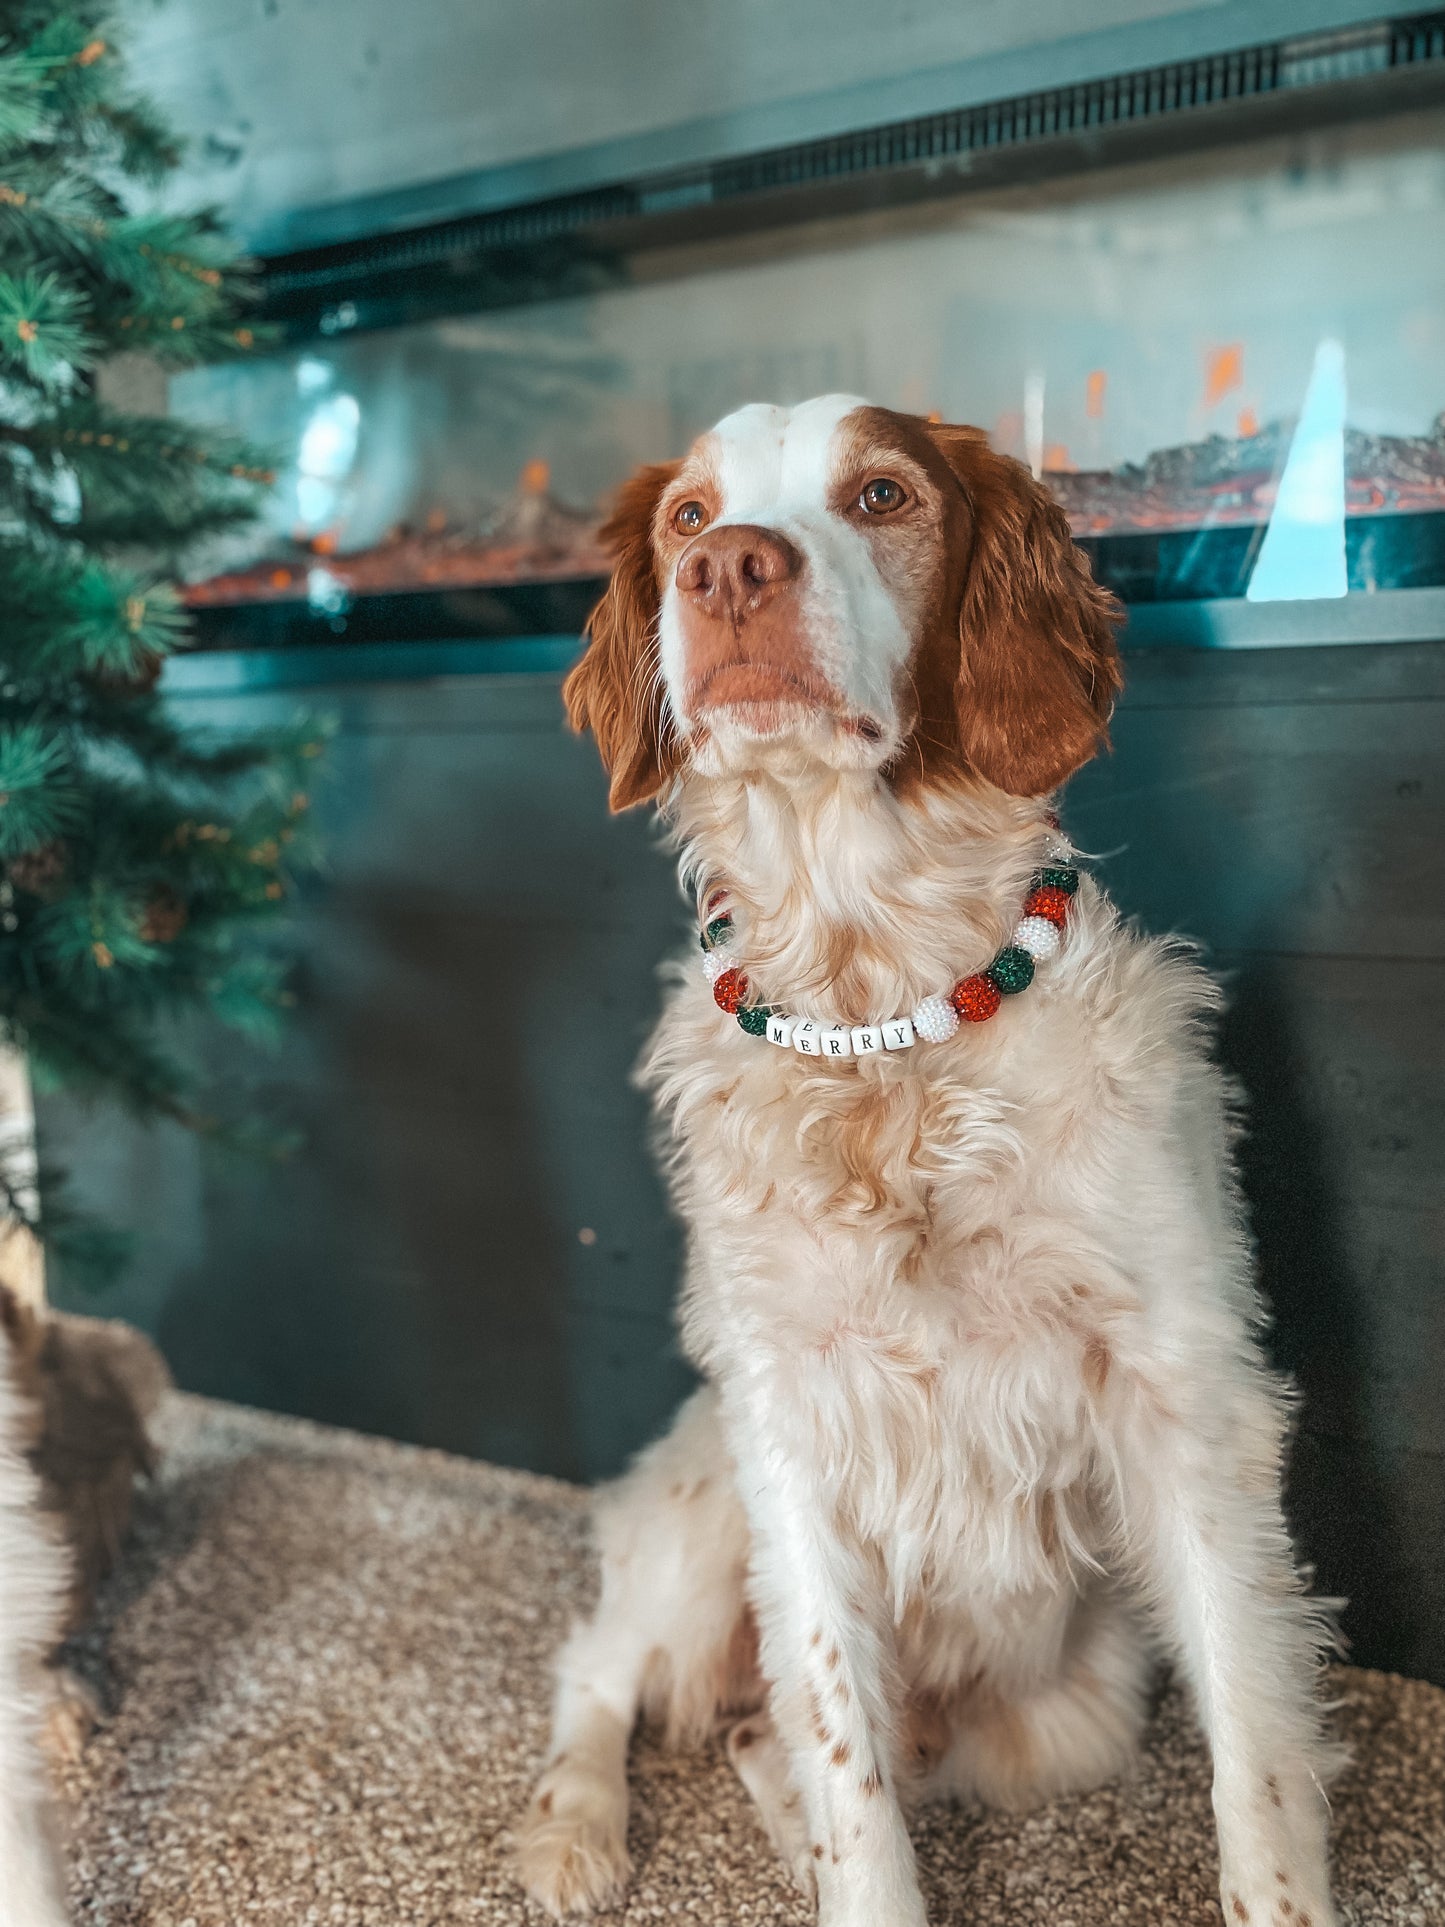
[0,542,187,674]
[0,43,63,146]
[30,1164,131,1284]
[0,183,266,364]
[0,153,112,263]
[101,211,246,308]
[94,302,270,367]
[3,399,275,563]
[0,266,95,382]
[0,719,81,853]
[69,692,329,787]
[92,94,182,182]
[10,978,197,1122]
[14,395,275,493]
[0,683,259,778]
[67,495,264,548]
[1,456,267,555]
[0,16,114,158]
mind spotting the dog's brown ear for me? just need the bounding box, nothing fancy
[564,460,682,812]
[925,424,1123,798]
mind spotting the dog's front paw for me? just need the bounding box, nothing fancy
[513,1772,630,1920]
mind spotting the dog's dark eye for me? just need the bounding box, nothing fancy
[674,500,709,535]
[859,477,908,515]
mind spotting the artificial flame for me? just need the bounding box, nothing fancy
[1204,344,1244,410]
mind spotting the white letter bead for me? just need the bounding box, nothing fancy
[819,1026,852,1059]
[880,1017,916,1051]
[765,1013,795,1048]
[1013,915,1062,961]
[792,1020,821,1056]
[851,1024,885,1055]
[910,994,960,1043]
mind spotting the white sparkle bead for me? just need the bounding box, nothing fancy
[851,1024,885,1055]
[1044,839,1073,864]
[910,994,960,1043]
[701,947,728,983]
[1013,915,1062,962]
[793,1020,821,1057]
[818,1026,852,1060]
[880,1017,916,1051]
[765,1013,795,1048]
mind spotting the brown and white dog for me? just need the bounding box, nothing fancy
[0,1298,70,1927]
[514,396,1340,1927]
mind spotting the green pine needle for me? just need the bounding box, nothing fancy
[0,721,81,854]
[0,267,95,382]
[0,44,62,145]
[0,542,186,672]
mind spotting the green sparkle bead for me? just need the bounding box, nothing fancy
[702,915,733,950]
[1037,866,1078,895]
[987,946,1036,995]
[736,1004,770,1036]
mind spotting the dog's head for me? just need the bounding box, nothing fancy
[565,394,1122,809]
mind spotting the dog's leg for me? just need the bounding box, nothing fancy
[726,1709,817,1900]
[0,1656,70,1927]
[514,1388,756,1919]
[514,1653,634,1922]
[924,1587,1151,1812]
[1115,1383,1340,1927]
[0,1362,71,1927]
[727,1410,929,1927]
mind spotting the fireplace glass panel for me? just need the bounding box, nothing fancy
[176,109,1445,643]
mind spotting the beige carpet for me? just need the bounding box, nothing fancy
[56,1395,1444,1927]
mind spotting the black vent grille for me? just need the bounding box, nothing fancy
[1391,8,1445,59]
[701,15,1445,206]
[709,46,1287,201]
[288,185,641,295]
[263,10,1445,319]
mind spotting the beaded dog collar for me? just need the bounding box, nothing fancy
[699,854,1079,1058]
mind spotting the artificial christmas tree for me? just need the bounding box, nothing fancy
[0,3,321,1670]
[0,2,321,1282]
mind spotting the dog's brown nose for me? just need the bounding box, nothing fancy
[676,525,801,625]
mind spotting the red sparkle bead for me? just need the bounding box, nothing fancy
[1022,884,1072,929]
[949,974,1002,1024]
[713,966,749,1014]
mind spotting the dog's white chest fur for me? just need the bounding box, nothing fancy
[662,959,1127,1633]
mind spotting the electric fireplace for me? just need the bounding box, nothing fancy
[177,48,1445,653]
